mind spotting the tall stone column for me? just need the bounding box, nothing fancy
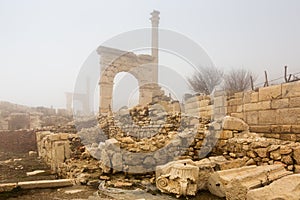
[150,10,160,84]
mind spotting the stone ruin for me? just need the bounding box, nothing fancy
[1,10,300,200]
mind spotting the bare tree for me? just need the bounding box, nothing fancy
[224,69,256,94]
[188,66,224,94]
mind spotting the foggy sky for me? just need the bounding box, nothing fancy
[0,0,299,110]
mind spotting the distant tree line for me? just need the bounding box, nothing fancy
[187,66,256,95]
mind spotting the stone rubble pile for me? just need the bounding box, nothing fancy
[214,131,300,172]
[35,108,300,200]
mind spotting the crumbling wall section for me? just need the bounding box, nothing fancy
[36,131,74,172]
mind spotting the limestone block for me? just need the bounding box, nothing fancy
[282,80,300,98]
[242,91,252,103]
[194,158,215,190]
[230,112,244,120]
[200,99,210,107]
[245,111,258,125]
[246,174,300,200]
[49,134,60,141]
[99,149,111,173]
[143,156,156,167]
[207,164,292,199]
[111,152,123,172]
[218,130,233,140]
[259,84,282,101]
[271,98,289,109]
[213,157,249,171]
[156,160,199,197]
[17,179,74,189]
[280,133,297,141]
[222,116,249,131]
[290,97,300,108]
[276,108,300,125]
[123,153,144,166]
[258,110,277,125]
[214,96,226,107]
[126,165,148,174]
[250,125,271,133]
[51,141,66,171]
[105,138,120,151]
[291,125,300,133]
[250,92,259,103]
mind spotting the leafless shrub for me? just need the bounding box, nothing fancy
[224,69,256,94]
[187,66,224,94]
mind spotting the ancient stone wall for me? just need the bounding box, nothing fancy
[228,80,300,138]
[184,80,300,139]
[0,130,37,153]
[36,131,74,172]
[184,95,212,119]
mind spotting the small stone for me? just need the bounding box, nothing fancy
[281,155,293,165]
[113,181,133,188]
[121,137,135,144]
[28,151,37,157]
[254,148,268,158]
[247,151,257,158]
[268,145,280,152]
[270,150,281,161]
[294,165,300,173]
[229,153,237,158]
[280,146,292,155]
[99,175,110,180]
[287,165,294,171]
[245,158,256,166]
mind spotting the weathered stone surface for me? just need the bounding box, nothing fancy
[292,146,300,164]
[143,156,156,167]
[26,170,46,176]
[99,149,111,173]
[270,150,281,160]
[194,158,215,190]
[222,116,249,131]
[111,152,123,172]
[13,179,73,190]
[254,148,268,158]
[156,160,199,197]
[246,174,300,200]
[0,183,17,193]
[207,164,292,200]
[258,84,282,101]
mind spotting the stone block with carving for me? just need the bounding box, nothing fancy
[207,164,292,200]
[156,159,199,197]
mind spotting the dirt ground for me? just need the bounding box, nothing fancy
[0,151,223,200]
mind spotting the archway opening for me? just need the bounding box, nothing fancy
[112,72,139,111]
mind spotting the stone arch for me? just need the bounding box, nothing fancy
[97,46,160,114]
